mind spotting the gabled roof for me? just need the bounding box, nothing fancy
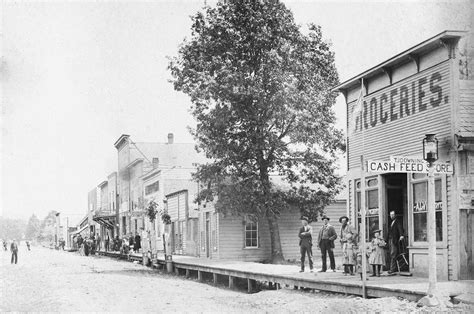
[333,30,466,93]
[114,134,130,149]
[141,168,162,181]
[98,180,108,188]
[126,158,144,169]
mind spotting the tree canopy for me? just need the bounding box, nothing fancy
[169,1,344,262]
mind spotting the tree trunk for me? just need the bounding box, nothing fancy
[266,213,285,264]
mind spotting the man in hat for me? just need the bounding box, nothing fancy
[298,216,313,272]
[317,216,337,272]
[388,210,404,274]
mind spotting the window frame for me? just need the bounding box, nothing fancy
[244,215,259,249]
[355,176,380,242]
[409,173,446,246]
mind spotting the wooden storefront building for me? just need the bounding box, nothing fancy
[334,30,474,280]
[197,199,346,262]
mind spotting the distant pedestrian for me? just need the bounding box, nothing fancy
[26,240,31,251]
[369,230,386,277]
[84,237,90,256]
[134,232,141,253]
[77,235,84,255]
[10,240,18,264]
[90,235,96,255]
[114,236,120,251]
[128,234,134,252]
[317,216,337,272]
[298,216,313,272]
[96,234,101,251]
[105,234,110,252]
[3,239,8,251]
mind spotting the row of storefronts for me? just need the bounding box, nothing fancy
[68,30,473,280]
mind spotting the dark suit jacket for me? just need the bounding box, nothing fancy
[388,218,404,244]
[318,224,337,248]
[299,226,313,247]
[10,243,18,252]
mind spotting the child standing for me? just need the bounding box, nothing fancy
[342,233,356,275]
[369,230,386,277]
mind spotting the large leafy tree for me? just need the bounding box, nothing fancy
[169,1,344,263]
[25,214,41,240]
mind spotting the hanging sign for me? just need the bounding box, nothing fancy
[367,159,453,174]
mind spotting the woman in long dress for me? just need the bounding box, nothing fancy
[339,216,356,275]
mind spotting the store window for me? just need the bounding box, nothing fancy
[356,177,379,241]
[412,177,443,242]
[244,215,258,248]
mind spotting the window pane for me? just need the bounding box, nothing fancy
[367,178,378,187]
[435,179,442,203]
[413,212,443,242]
[436,211,442,241]
[367,190,378,209]
[414,213,427,241]
[356,192,361,211]
[413,173,427,179]
[357,216,379,242]
[413,182,427,212]
[368,216,379,240]
[245,216,258,247]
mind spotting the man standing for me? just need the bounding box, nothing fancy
[388,210,404,274]
[317,216,337,272]
[10,240,18,264]
[96,233,101,251]
[134,232,141,253]
[105,233,110,252]
[298,216,313,273]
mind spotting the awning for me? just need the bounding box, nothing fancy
[93,213,116,230]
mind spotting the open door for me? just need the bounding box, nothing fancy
[384,173,409,272]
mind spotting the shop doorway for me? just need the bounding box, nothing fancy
[384,173,409,271]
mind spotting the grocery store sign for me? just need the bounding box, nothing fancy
[367,159,453,174]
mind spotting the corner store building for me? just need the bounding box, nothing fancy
[335,30,474,280]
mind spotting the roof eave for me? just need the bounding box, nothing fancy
[333,30,467,93]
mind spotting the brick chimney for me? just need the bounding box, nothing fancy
[167,133,174,144]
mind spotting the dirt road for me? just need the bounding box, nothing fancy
[0,246,471,312]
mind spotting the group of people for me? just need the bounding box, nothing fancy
[75,234,99,256]
[3,239,31,264]
[74,232,142,256]
[299,210,405,277]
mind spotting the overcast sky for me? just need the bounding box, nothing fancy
[1,0,470,223]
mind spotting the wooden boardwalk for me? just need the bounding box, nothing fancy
[96,250,473,302]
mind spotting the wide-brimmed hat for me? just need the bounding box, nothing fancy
[300,216,309,222]
[339,216,349,223]
[321,215,330,221]
[373,229,382,234]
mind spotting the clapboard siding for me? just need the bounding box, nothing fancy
[347,61,452,169]
[179,193,186,220]
[459,80,474,134]
[278,210,301,260]
[218,214,271,261]
[216,200,347,262]
[168,197,179,221]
